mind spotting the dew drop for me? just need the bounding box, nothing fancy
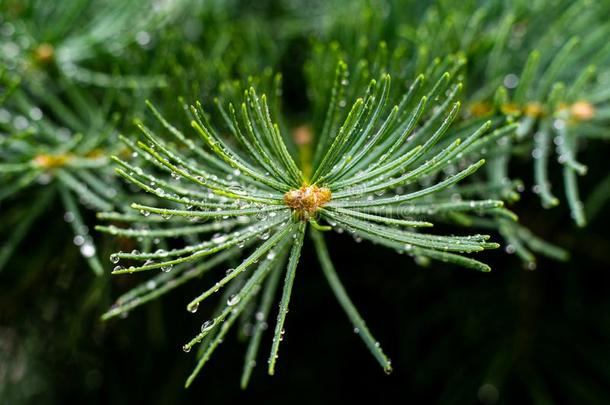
[227,294,240,306]
[80,243,96,258]
[73,235,85,246]
[63,211,75,223]
[503,73,519,89]
[135,30,151,46]
[553,119,566,130]
[200,320,214,332]
[212,234,228,244]
[155,249,168,257]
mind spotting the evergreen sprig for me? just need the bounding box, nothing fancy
[97,61,517,386]
[459,0,610,226]
[2,0,609,400]
[0,0,187,88]
[0,68,127,273]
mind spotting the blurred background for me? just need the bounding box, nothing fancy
[1,0,610,403]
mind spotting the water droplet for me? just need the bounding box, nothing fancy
[140,209,150,217]
[227,294,240,306]
[135,30,151,46]
[189,303,199,313]
[200,320,214,332]
[531,148,542,159]
[37,173,52,185]
[80,243,96,258]
[503,73,519,89]
[161,264,173,272]
[212,234,228,244]
[553,119,566,130]
[182,345,191,353]
[29,107,43,120]
[73,235,85,246]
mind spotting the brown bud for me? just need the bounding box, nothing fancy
[570,101,595,122]
[284,185,331,220]
[34,43,54,64]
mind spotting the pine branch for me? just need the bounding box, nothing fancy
[98,62,507,386]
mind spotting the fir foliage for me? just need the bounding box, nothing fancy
[1,0,610,399]
[97,60,516,383]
